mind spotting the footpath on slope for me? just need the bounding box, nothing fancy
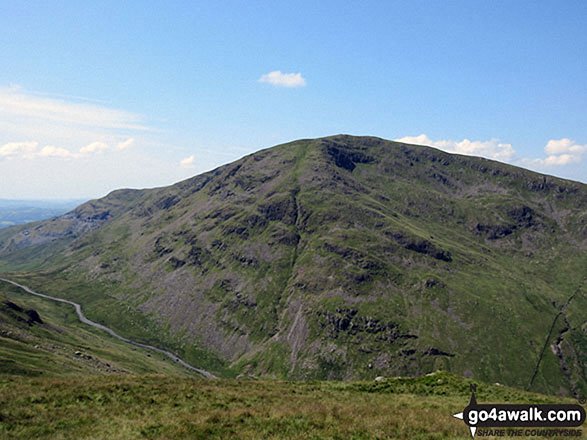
[0,277,216,379]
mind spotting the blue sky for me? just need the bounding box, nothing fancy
[1,1,586,198]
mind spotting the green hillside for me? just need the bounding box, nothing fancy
[0,278,202,377]
[0,135,585,396]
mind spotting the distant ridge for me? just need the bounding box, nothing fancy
[0,198,86,229]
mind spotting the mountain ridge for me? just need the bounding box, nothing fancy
[0,135,585,396]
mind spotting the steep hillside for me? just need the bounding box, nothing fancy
[0,135,585,395]
[0,277,203,377]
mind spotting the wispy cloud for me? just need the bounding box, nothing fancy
[0,86,151,131]
[117,138,135,150]
[258,71,306,88]
[0,86,152,167]
[0,84,150,168]
[179,155,196,169]
[79,141,109,155]
[0,85,199,198]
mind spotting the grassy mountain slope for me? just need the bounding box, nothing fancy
[0,372,575,439]
[0,135,585,395]
[0,279,202,377]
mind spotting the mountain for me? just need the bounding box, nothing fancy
[0,135,585,396]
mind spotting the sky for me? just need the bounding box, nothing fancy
[1,1,586,199]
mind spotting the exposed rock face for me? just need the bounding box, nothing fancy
[0,135,585,396]
[2,301,43,325]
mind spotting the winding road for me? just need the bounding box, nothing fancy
[0,277,215,379]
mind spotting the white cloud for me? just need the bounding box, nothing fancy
[179,155,196,169]
[545,138,573,155]
[0,141,38,157]
[0,139,139,160]
[117,138,135,150]
[0,86,153,167]
[397,134,586,173]
[0,85,206,198]
[525,138,586,167]
[258,71,306,88]
[0,146,196,199]
[395,134,516,162]
[37,145,77,158]
[80,141,109,154]
[544,154,574,165]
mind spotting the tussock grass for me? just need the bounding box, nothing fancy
[0,373,574,439]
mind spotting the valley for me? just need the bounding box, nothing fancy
[0,277,214,378]
[0,275,200,378]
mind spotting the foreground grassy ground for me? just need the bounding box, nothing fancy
[0,372,578,440]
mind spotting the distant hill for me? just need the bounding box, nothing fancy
[0,199,85,229]
[0,135,585,396]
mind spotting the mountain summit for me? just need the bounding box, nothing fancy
[1,135,585,395]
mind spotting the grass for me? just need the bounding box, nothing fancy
[0,372,577,440]
[0,280,202,378]
[0,273,234,378]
